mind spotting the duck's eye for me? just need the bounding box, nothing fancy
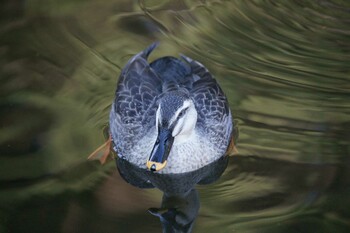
[178,108,188,118]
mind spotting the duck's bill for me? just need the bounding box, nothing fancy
[147,129,174,172]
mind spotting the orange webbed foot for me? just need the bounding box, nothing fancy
[87,134,113,165]
[225,136,238,157]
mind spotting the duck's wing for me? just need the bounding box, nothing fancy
[182,55,233,152]
[110,43,161,153]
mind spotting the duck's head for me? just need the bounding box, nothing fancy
[146,92,198,172]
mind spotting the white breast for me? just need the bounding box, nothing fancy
[160,130,221,174]
[123,128,222,174]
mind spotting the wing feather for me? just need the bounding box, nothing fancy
[110,44,160,155]
[182,55,233,151]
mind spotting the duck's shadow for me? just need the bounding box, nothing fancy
[116,156,229,232]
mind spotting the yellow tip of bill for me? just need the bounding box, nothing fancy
[146,160,167,171]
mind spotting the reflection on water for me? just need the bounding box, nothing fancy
[149,189,199,233]
[117,156,228,232]
[1,0,349,232]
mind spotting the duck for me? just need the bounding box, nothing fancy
[89,43,236,174]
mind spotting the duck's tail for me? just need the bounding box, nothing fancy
[142,42,159,58]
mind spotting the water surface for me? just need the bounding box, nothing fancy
[1,0,349,232]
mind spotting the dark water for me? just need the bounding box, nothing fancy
[1,0,349,232]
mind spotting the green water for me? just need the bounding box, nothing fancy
[1,0,349,232]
